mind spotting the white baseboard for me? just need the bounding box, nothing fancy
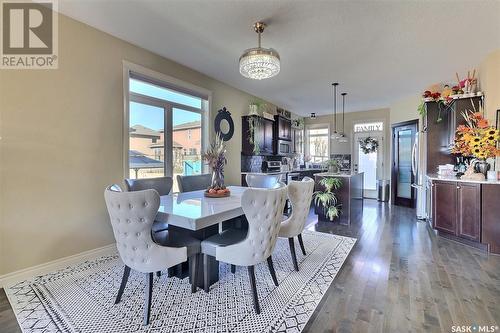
[0,243,117,288]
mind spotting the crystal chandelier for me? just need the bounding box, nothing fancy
[239,22,280,80]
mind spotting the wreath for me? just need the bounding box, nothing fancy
[359,137,379,154]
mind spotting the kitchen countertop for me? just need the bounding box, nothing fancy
[314,172,363,178]
[427,173,500,185]
[241,168,327,175]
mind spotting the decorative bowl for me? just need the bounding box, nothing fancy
[204,190,231,198]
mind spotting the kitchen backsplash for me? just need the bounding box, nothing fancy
[330,154,351,171]
[241,155,282,172]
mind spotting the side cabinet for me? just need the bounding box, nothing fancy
[457,183,481,241]
[432,180,457,234]
[431,180,481,241]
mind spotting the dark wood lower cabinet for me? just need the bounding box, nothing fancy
[481,184,500,254]
[432,181,457,234]
[432,180,481,241]
[457,183,481,241]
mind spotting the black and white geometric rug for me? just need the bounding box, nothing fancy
[5,230,355,333]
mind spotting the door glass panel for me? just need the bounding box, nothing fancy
[129,102,165,179]
[172,108,202,192]
[358,144,377,190]
[397,129,412,199]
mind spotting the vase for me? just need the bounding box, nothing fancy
[328,165,339,174]
[474,159,490,177]
[211,168,225,189]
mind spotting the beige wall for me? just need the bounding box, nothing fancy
[304,108,391,180]
[0,14,274,275]
[479,49,500,123]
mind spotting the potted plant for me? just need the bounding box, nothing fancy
[323,159,339,173]
[313,177,342,221]
[202,133,230,195]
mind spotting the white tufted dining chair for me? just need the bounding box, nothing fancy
[104,185,199,326]
[278,177,315,271]
[245,173,282,188]
[201,183,288,314]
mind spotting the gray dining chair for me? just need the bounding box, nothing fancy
[177,174,212,192]
[245,173,282,188]
[200,183,288,314]
[278,177,315,271]
[104,185,200,326]
[125,177,173,235]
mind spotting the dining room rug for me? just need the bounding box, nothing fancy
[5,230,355,333]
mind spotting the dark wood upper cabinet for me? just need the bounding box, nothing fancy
[425,96,483,173]
[274,115,291,141]
[241,115,274,156]
[432,180,457,234]
[262,118,274,154]
[457,182,481,241]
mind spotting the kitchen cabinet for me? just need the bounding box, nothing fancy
[432,180,457,234]
[425,96,483,173]
[274,115,291,141]
[241,115,274,155]
[262,118,274,154]
[457,182,481,241]
[431,180,481,241]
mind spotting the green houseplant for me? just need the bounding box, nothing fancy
[313,177,342,221]
[247,116,261,155]
[323,159,339,173]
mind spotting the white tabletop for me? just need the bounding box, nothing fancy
[156,186,247,231]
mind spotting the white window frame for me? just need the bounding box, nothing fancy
[305,123,330,163]
[123,61,212,179]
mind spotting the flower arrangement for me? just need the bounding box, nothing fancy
[202,133,229,193]
[452,110,500,160]
[359,137,379,154]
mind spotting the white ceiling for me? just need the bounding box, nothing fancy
[58,0,500,116]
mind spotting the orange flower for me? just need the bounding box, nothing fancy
[477,118,489,129]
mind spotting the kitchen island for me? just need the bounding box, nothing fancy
[314,172,364,225]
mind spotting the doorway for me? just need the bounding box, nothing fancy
[391,120,418,207]
[353,132,384,199]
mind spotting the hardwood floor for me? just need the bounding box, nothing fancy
[1,200,499,332]
[303,200,500,333]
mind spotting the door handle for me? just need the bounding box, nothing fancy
[411,140,417,177]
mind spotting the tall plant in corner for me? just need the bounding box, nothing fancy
[313,177,342,221]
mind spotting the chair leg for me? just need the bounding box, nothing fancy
[115,265,131,304]
[190,255,198,293]
[156,271,161,277]
[175,263,183,278]
[297,233,306,256]
[203,254,210,293]
[143,272,153,326]
[231,264,236,274]
[288,237,299,271]
[248,266,261,314]
[266,256,279,286]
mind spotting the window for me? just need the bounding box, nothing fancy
[125,66,209,192]
[306,126,329,163]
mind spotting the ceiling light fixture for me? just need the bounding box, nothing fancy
[239,22,280,80]
[310,112,316,119]
[331,83,340,140]
[338,92,349,143]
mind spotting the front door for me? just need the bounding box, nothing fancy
[353,132,384,199]
[392,121,417,207]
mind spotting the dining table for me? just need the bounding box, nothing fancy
[155,185,248,288]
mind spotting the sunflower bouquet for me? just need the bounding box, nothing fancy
[451,110,500,160]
